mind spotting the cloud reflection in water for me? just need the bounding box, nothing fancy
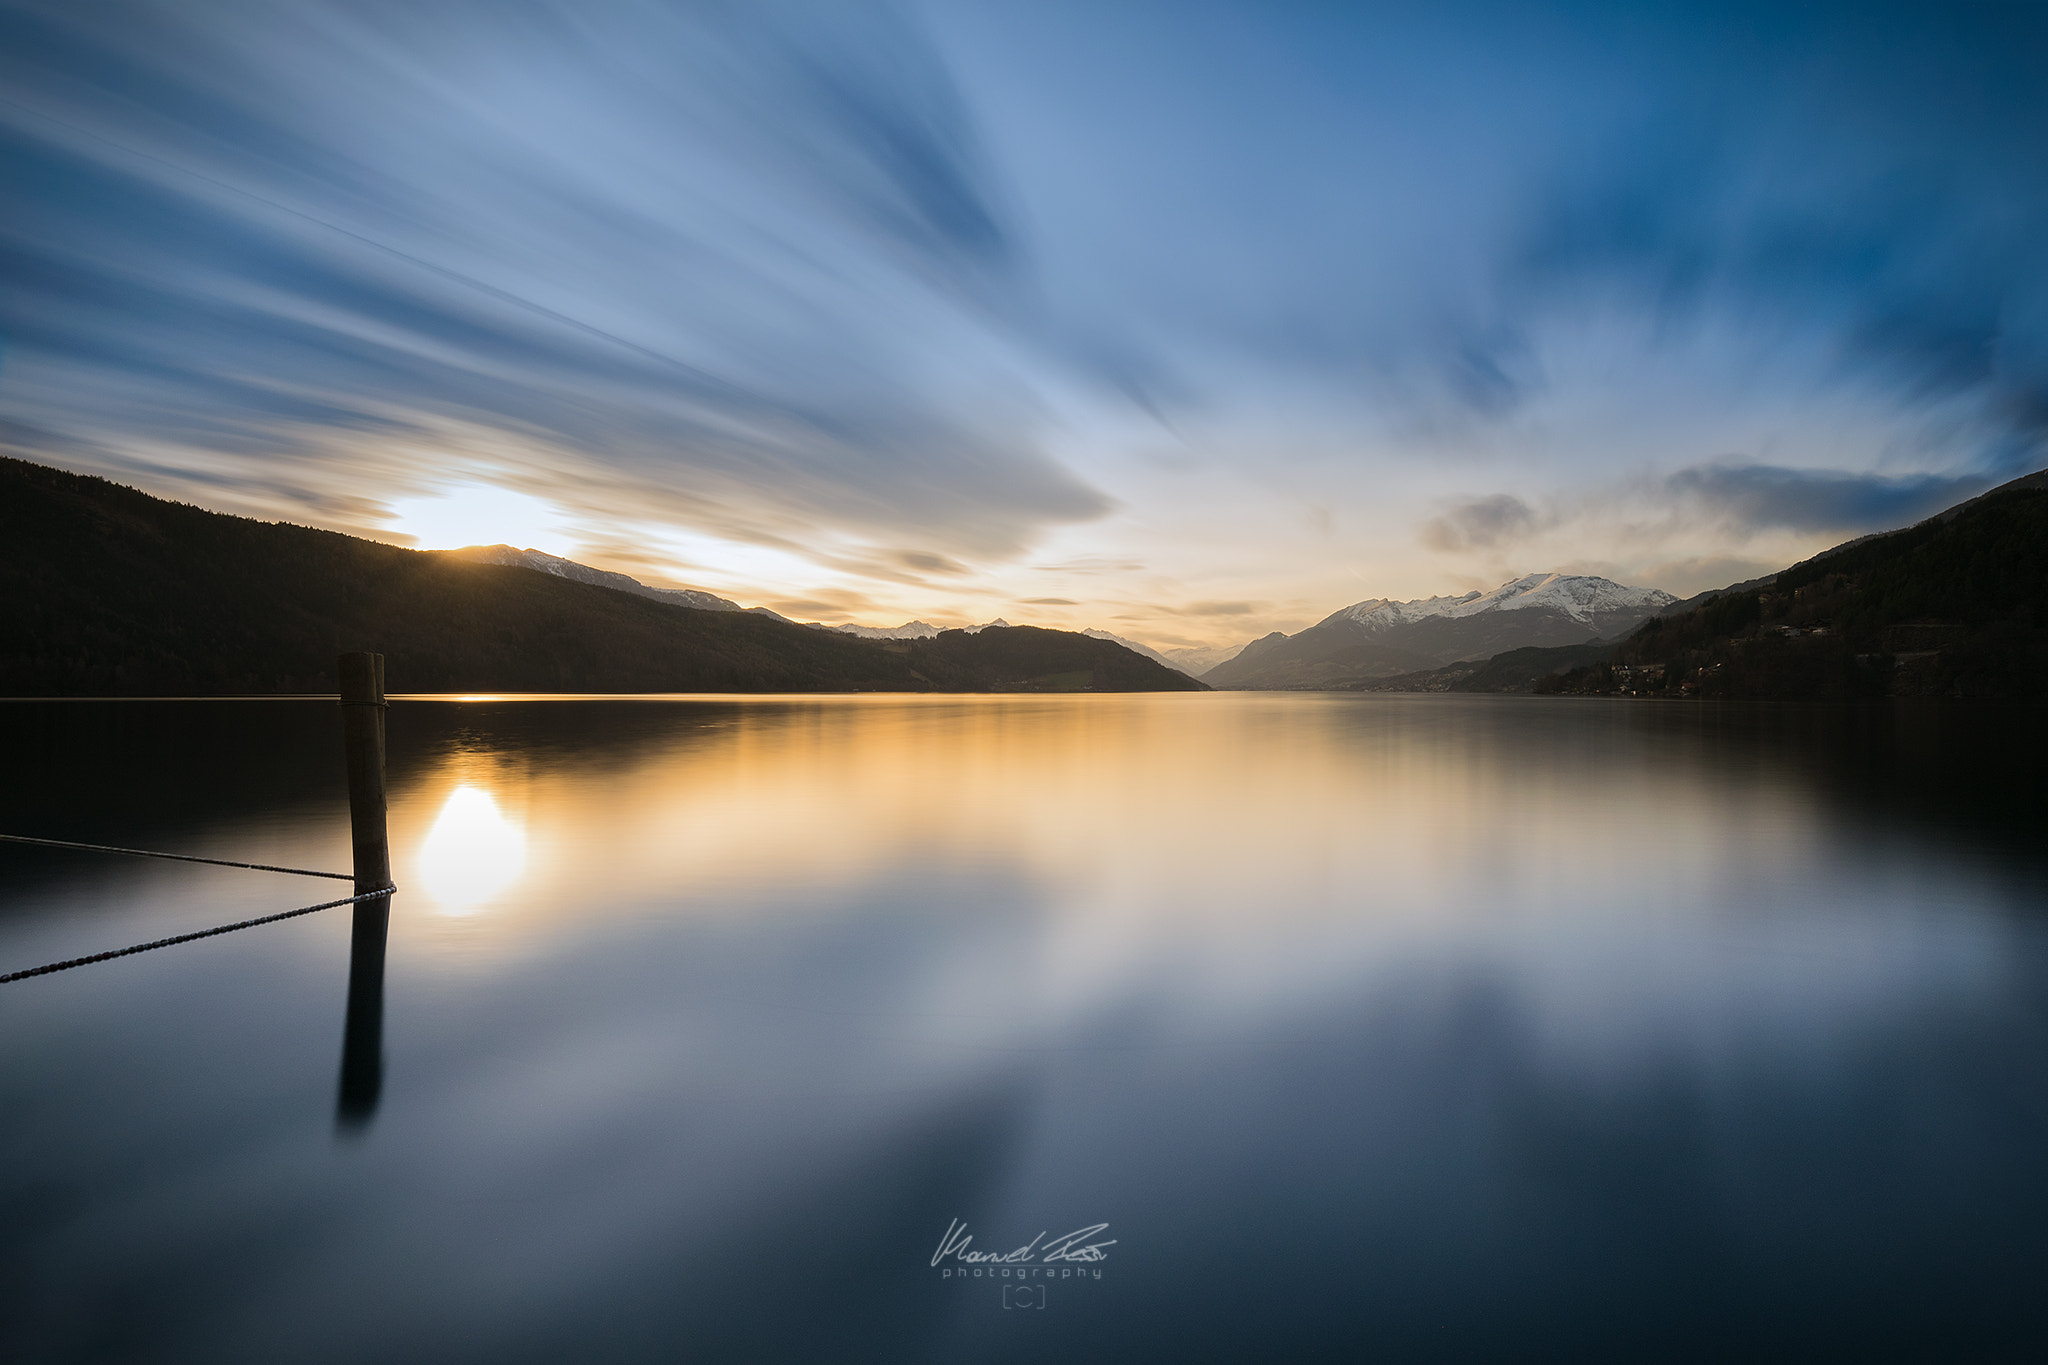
[3,696,2047,1360]
[376,694,1998,1045]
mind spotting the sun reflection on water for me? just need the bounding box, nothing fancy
[382,695,1829,976]
[360,694,2029,1068]
[415,783,527,914]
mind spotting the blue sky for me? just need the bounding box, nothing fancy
[3,0,2044,647]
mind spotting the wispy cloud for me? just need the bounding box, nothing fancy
[1667,462,1988,535]
[4,0,2045,633]
[1139,600,1263,618]
[0,0,1105,567]
[1420,495,1542,553]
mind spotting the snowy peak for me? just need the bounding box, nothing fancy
[1081,629,1187,673]
[832,621,941,640]
[1465,572,1676,622]
[1331,573,1674,630]
[1206,571,1676,689]
[831,617,1015,640]
[1332,592,1480,630]
[1164,642,1248,677]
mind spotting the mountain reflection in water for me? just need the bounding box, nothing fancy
[0,694,2043,1363]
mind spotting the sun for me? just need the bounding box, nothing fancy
[383,482,578,554]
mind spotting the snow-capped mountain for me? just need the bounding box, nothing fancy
[1080,629,1191,674]
[1075,631,1251,679]
[1163,643,1248,676]
[1331,573,1676,631]
[1204,573,1676,689]
[829,618,1013,639]
[832,620,941,640]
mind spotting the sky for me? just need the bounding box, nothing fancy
[3,0,2046,650]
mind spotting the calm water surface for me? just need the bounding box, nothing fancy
[2,694,2045,1362]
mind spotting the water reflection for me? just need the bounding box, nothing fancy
[2,696,2046,1362]
[376,696,2023,1021]
[415,784,527,914]
[334,891,389,1132]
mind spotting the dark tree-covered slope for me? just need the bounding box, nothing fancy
[1349,638,1621,694]
[894,624,1208,692]
[1538,484,2048,700]
[0,457,1204,695]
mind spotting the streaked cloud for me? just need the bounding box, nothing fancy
[1030,558,1146,575]
[1,0,2044,649]
[0,0,1105,564]
[1667,463,1989,535]
[893,550,970,576]
[1137,600,1264,618]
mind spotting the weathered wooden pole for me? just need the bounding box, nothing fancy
[338,651,391,898]
[337,651,391,1129]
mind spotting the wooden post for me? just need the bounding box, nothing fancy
[337,652,390,1129]
[338,652,390,897]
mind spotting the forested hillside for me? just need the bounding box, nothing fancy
[0,457,1204,696]
[1538,486,2048,700]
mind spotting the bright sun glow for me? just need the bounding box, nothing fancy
[384,482,578,554]
[416,784,528,913]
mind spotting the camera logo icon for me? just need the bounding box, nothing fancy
[1002,1284,1047,1311]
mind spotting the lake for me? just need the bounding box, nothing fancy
[3,693,2046,1362]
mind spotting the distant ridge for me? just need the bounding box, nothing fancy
[1205,572,1675,689]
[1354,469,2048,700]
[828,618,1010,640]
[452,545,802,622]
[0,457,1205,696]
[825,620,1207,676]
[1164,642,1246,677]
[830,620,940,640]
[449,553,1211,676]
[1079,629,1194,675]
[451,544,744,612]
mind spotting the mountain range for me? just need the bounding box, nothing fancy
[1331,469,2048,700]
[15,447,2032,701]
[809,574,1674,686]
[827,621,1209,677]
[435,556,1222,683]
[1162,642,1249,676]
[1202,573,1676,689]
[0,457,1203,696]
[465,553,1235,682]
[451,544,765,616]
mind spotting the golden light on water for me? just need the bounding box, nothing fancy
[381,695,1834,994]
[415,783,528,914]
[363,696,2001,1065]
